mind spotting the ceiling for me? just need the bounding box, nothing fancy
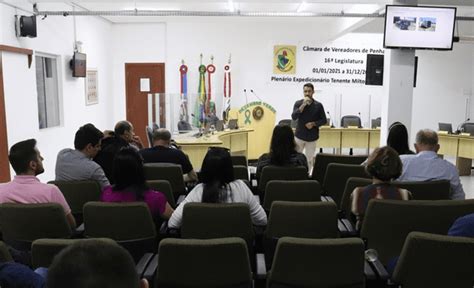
[2,0,473,23]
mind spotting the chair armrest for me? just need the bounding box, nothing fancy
[340,218,356,236]
[337,219,348,234]
[159,221,180,237]
[73,223,85,238]
[143,254,158,283]
[364,260,377,280]
[255,253,267,280]
[177,195,186,206]
[366,256,390,281]
[136,253,154,278]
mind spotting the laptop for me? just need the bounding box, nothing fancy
[228,119,238,130]
[438,123,453,134]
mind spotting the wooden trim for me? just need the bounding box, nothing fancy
[0,45,33,56]
[0,54,11,182]
[0,45,33,68]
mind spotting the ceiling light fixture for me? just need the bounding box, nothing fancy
[228,0,235,13]
[296,1,307,13]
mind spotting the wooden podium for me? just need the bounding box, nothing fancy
[236,102,276,160]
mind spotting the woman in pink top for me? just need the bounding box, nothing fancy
[101,147,173,219]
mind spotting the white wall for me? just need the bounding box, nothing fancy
[164,18,385,130]
[110,23,166,122]
[1,3,113,181]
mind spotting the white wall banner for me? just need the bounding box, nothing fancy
[271,43,384,86]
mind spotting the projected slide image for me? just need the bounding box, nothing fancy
[393,16,417,31]
[418,17,437,31]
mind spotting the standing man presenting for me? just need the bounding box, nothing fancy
[291,83,327,170]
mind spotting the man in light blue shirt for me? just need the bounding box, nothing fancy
[398,129,464,200]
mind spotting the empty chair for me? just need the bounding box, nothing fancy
[143,163,186,197]
[181,203,255,246]
[31,238,84,268]
[0,203,72,250]
[391,179,450,200]
[392,232,474,288]
[264,201,339,268]
[267,237,365,288]
[278,119,292,126]
[233,165,249,182]
[341,115,362,128]
[47,180,101,224]
[322,163,370,207]
[83,202,157,261]
[156,238,252,288]
[231,155,248,167]
[460,122,474,135]
[263,180,321,211]
[146,180,176,208]
[371,117,381,129]
[360,199,474,265]
[177,120,192,133]
[258,166,308,197]
[311,153,367,184]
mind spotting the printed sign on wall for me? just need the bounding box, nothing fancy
[273,45,297,74]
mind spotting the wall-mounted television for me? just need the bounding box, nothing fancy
[70,52,87,77]
[384,5,456,50]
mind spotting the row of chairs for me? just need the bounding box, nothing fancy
[9,230,474,287]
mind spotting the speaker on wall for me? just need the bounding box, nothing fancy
[15,15,37,38]
[365,54,384,86]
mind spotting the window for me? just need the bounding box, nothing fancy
[35,54,60,129]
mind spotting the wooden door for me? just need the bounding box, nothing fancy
[0,53,10,182]
[125,63,165,148]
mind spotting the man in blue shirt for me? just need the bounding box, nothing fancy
[291,83,327,170]
[398,129,465,199]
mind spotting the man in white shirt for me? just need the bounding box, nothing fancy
[398,129,465,200]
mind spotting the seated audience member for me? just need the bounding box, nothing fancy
[448,213,474,238]
[256,124,307,180]
[55,123,109,188]
[47,239,148,288]
[351,146,411,230]
[168,147,267,228]
[101,148,173,220]
[94,121,144,183]
[139,129,198,182]
[387,122,415,155]
[398,129,465,200]
[0,139,76,229]
[0,261,45,288]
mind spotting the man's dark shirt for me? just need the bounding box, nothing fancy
[291,99,327,142]
[93,136,130,184]
[139,146,193,174]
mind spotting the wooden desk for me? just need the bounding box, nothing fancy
[174,128,253,170]
[438,134,474,176]
[317,127,380,152]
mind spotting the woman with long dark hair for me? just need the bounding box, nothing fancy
[101,147,173,219]
[168,147,267,228]
[387,122,415,155]
[256,124,307,179]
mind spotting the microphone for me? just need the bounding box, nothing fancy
[250,89,263,102]
[358,112,362,128]
[326,111,333,127]
[456,118,470,134]
[244,89,248,105]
